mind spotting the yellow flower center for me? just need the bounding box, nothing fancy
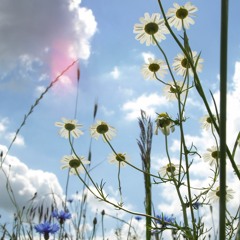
[215,187,220,197]
[156,113,171,128]
[158,113,168,118]
[148,63,160,73]
[69,159,81,168]
[65,123,76,131]
[96,123,109,134]
[181,58,191,69]
[116,153,125,162]
[166,163,176,173]
[160,119,171,128]
[206,116,216,124]
[176,8,188,20]
[144,22,159,35]
[170,84,181,94]
[211,150,219,159]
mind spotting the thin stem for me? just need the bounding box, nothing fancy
[101,211,105,240]
[152,35,177,84]
[73,167,165,224]
[117,162,123,204]
[68,136,103,198]
[164,133,192,238]
[232,132,240,159]
[103,134,160,179]
[177,86,197,239]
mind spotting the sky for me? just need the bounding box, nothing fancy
[0,0,240,239]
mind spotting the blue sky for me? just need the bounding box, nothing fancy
[0,0,240,238]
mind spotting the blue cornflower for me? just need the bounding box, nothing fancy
[163,215,175,224]
[67,198,73,203]
[193,201,202,210]
[52,210,71,224]
[135,216,142,221]
[34,222,59,240]
[156,214,175,227]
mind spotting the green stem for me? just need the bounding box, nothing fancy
[68,136,104,198]
[103,134,160,179]
[232,132,240,159]
[178,101,197,239]
[164,132,192,239]
[117,162,123,204]
[145,169,152,240]
[219,0,228,239]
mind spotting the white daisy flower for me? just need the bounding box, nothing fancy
[159,163,180,178]
[90,120,116,141]
[202,146,220,166]
[155,113,175,136]
[141,58,168,80]
[55,118,83,139]
[133,13,169,46]
[166,2,198,31]
[61,154,90,175]
[108,152,129,167]
[173,51,203,77]
[200,114,217,131]
[208,186,235,203]
[163,81,185,101]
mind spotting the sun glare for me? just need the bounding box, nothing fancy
[50,40,79,95]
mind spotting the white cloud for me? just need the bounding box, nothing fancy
[122,93,170,120]
[141,52,155,63]
[170,132,215,153]
[38,73,49,82]
[231,61,240,98]
[35,85,46,95]
[0,145,64,214]
[118,86,134,97]
[58,75,76,92]
[0,117,25,146]
[101,105,115,116]
[186,97,205,110]
[0,0,97,73]
[110,66,120,80]
[5,132,25,146]
[208,61,240,147]
[0,0,97,62]
[0,118,9,132]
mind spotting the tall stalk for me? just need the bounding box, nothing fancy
[137,110,153,240]
[219,0,228,239]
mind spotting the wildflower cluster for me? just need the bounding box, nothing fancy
[2,1,239,240]
[51,2,240,239]
[55,117,123,164]
[33,209,72,240]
